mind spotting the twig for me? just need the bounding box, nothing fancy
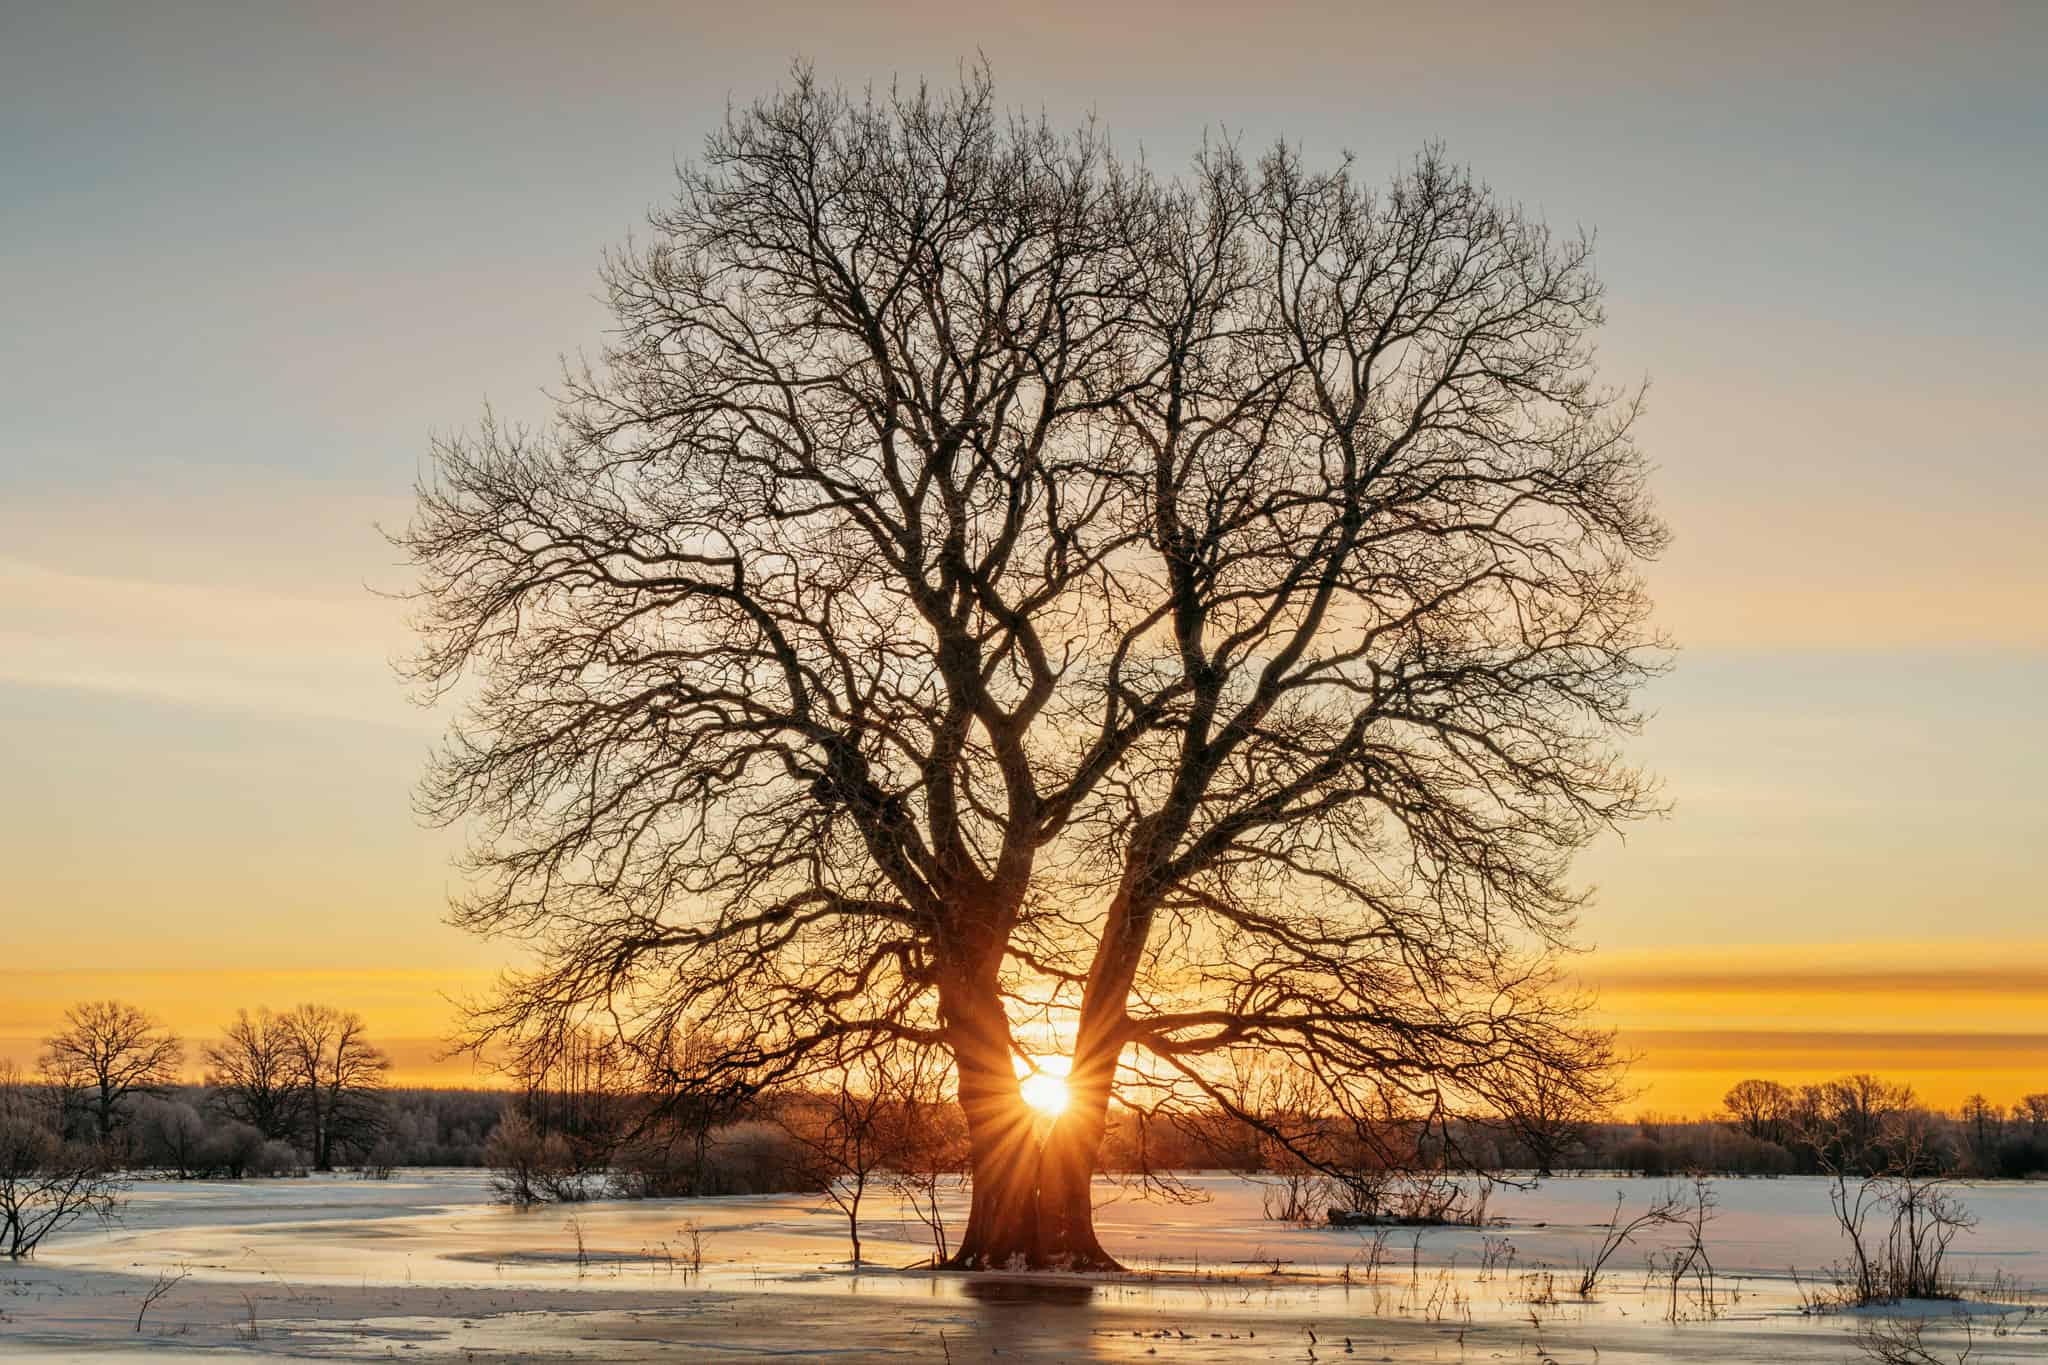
[136,1263,190,1332]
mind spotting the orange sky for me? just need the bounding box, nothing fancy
[1587,944,2048,1114]
[5,943,2044,1116]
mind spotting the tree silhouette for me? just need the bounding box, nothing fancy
[38,1001,182,1145]
[282,1006,389,1170]
[1723,1077,1793,1144]
[204,1008,303,1141]
[398,65,1666,1269]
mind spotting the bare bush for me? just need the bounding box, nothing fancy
[1805,1114,1976,1306]
[0,1067,123,1258]
[1854,1312,1993,1365]
[199,1121,267,1178]
[1259,1163,1332,1225]
[697,1121,820,1195]
[484,1112,595,1206]
[132,1098,210,1178]
[1655,1176,1718,1322]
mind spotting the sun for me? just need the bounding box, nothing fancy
[1016,1055,1071,1117]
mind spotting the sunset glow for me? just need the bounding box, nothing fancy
[3,8,2045,1358]
[1017,1056,1071,1117]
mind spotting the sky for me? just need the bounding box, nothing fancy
[2,0,2044,1114]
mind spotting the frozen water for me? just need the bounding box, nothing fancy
[2,1169,2043,1360]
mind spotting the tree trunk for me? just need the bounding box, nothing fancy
[943,1092,1118,1270]
[845,1175,865,1266]
[938,980,1120,1272]
[310,1095,330,1171]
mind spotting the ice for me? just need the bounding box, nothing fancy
[3,1170,2043,1360]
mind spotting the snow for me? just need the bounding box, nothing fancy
[3,1170,2044,1360]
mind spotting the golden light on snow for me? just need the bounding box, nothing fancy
[1016,1054,1071,1117]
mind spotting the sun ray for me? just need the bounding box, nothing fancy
[1016,1054,1071,1116]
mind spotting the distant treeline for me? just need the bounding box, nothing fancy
[7,999,506,1178]
[13,1000,2048,1187]
[1568,1075,2048,1181]
[1073,1078,2047,1182]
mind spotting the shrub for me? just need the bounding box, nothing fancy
[603,1119,829,1199]
[1994,1137,2048,1180]
[1614,1136,1670,1176]
[696,1121,821,1196]
[0,1111,123,1258]
[484,1113,594,1205]
[198,1121,267,1178]
[250,1140,306,1177]
[132,1099,210,1178]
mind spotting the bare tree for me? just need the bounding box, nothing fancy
[0,1063,122,1258]
[1490,1053,1615,1177]
[776,1055,900,1266]
[506,1026,637,1168]
[39,1000,183,1145]
[1722,1078,1793,1145]
[881,1047,969,1263]
[1959,1093,2001,1169]
[1792,1075,1920,1177]
[398,65,1665,1269]
[281,1006,390,1170]
[204,1008,303,1141]
[2018,1093,2048,1139]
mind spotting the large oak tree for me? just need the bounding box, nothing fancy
[400,66,1666,1269]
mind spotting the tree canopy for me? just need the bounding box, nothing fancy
[399,64,1665,1267]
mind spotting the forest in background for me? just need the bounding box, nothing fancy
[8,999,2047,1194]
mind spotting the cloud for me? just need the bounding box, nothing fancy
[1579,942,2048,1111]
[0,555,425,729]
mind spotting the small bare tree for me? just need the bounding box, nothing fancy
[135,1262,191,1332]
[881,1048,968,1264]
[777,1057,898,1266]
[0,1063,123,1258]
[1489,1054,1616,1177]
[39,1000,182,1145]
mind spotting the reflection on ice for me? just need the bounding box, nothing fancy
[11,1170,2048,1361]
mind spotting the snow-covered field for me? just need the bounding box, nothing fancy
[6,1169,2046,1360]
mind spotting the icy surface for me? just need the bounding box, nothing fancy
[3,1169,2044,1360]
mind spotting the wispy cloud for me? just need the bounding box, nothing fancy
[0,555,423,728]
